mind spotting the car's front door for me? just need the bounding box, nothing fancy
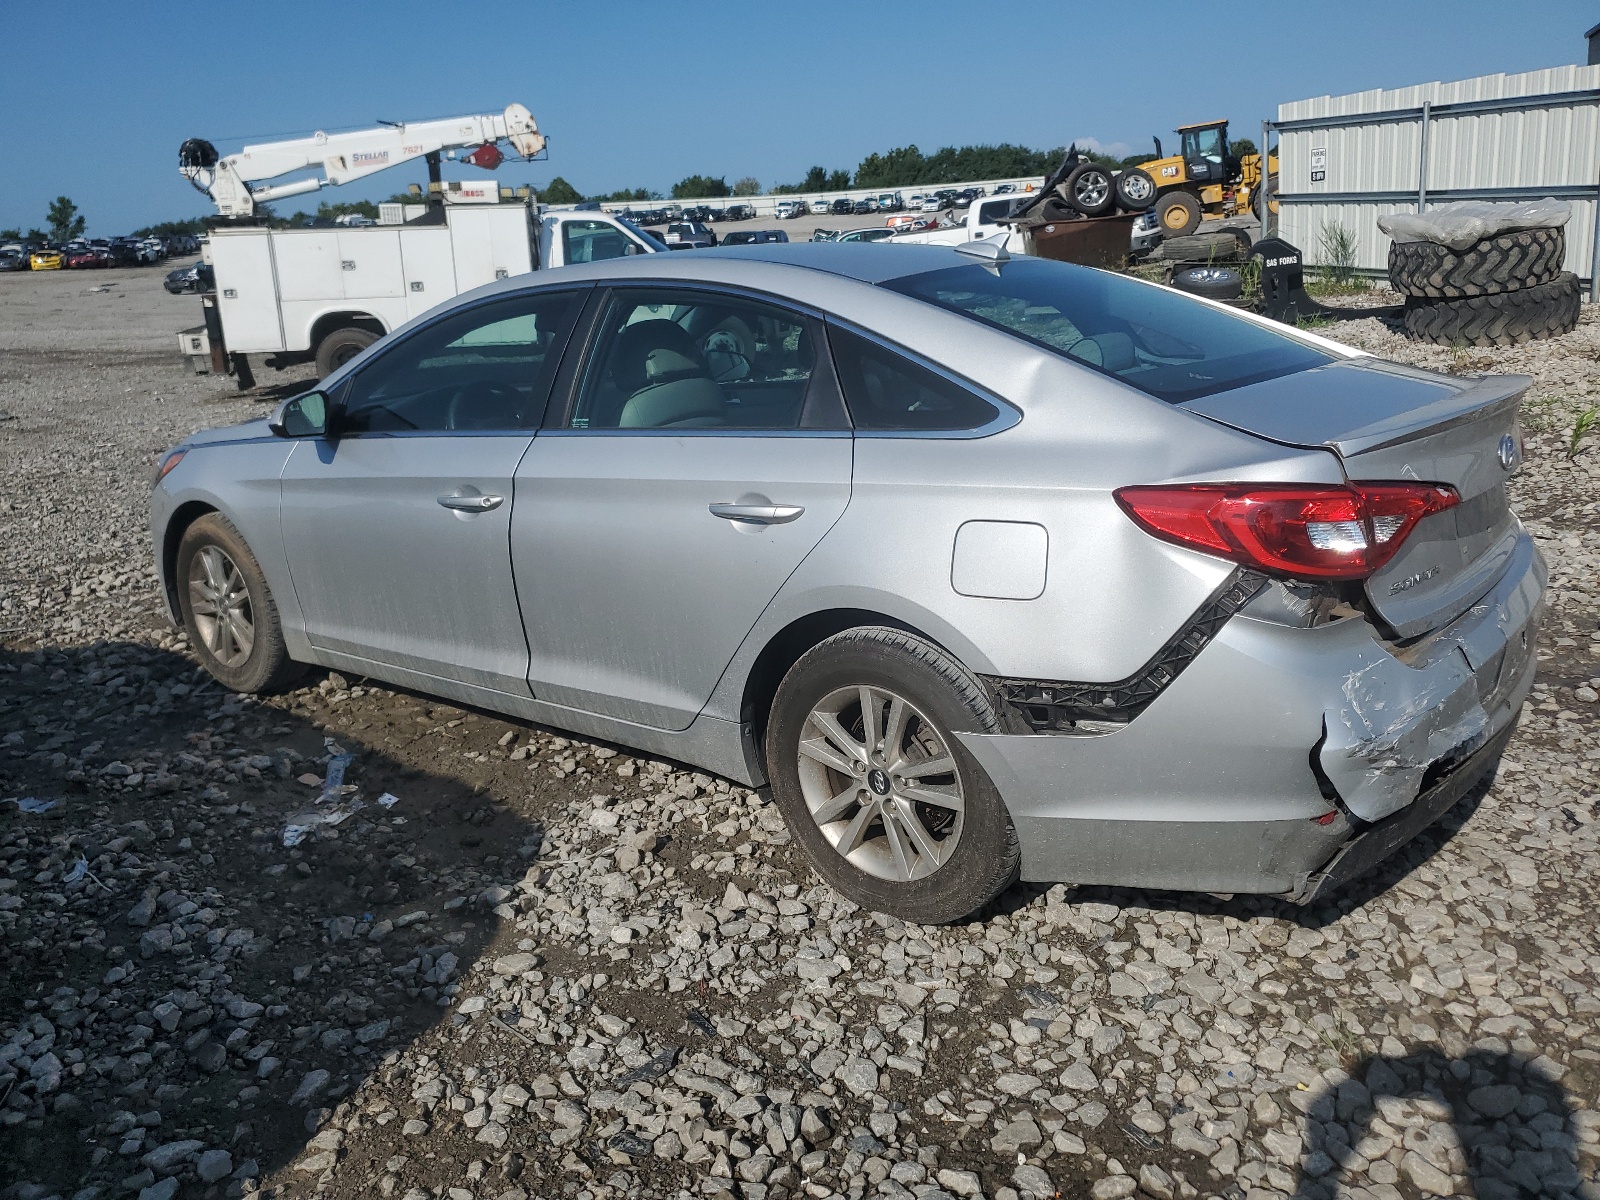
[512,286,854,730]
[279,288,583,693]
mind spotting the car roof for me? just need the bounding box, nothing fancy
[683,241,966,283]
[385,242,993,344]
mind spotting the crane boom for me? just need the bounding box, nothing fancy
[180,104,546,218]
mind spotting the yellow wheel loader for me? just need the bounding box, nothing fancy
[1139,120,1277,237]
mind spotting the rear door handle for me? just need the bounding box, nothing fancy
[438,493,503,512]
[709,502,804,525]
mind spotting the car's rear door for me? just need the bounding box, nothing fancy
[278,287,583,694]
[511,284,853,730]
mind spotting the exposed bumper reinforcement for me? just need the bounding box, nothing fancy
[1288,719,1516,905]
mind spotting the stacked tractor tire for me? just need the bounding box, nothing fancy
[1390,227,1579,346]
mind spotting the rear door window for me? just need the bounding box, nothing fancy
[828,326,1003,433]
[884,258,1332,403]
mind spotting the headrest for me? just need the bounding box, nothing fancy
[610,319,704,394]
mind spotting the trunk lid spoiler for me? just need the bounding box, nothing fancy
[1183,359,1531,637]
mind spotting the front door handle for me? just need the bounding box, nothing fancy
[438,493,503,513]
[709,502,805,525]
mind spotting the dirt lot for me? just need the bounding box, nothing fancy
[1,264,1598,1200]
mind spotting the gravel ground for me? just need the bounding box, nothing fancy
[1,267,1598,1200]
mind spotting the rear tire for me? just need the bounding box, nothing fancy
[766,627,1019,924]
[176,514,306,694]
[1251,175,1279,224]
[1401,272,1580,346]
[314,327,379,379]
[1154,191,1202,236]
[1388,228,1565,297]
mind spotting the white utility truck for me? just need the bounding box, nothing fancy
[175,105,662,383]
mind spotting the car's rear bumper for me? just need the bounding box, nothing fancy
[955,530,1544,900]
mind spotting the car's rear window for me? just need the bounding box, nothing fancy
[883,259,1332,403]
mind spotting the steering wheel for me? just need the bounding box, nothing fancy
[445,380,522,431]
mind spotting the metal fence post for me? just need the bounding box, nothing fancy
[1261,118,1273,238]
[1417,100,1431,212]
[1589,176,1600,302]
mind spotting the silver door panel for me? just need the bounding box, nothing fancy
[280,434,533,693]
[303,643,761,785]
[513,432,852,730]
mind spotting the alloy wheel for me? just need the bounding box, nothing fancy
[187,545,255,667]
[1074,172,1111,209]
[796,685,965,882]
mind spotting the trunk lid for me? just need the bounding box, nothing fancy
[1184,358,1527,637]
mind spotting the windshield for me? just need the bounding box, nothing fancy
[884,259,1332,404]
[612,215,666,250]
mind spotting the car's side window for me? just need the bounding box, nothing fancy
[340,291,578,434]
[568,290,820,431]
[562,221,634,264]
[828,325,1001,432]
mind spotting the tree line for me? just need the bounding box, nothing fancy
[19,134,1267,239]
[538,140,1177,205]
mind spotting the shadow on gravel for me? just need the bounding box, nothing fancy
[1289,1047,1584,1199]
[241,377,318,405]
[0,641,529,1198]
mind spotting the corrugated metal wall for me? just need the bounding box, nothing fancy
[1275,64,1600,284]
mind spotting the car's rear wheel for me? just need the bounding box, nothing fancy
[315,327,379,379]
[176,514,305,694]
[766,627,1019,924]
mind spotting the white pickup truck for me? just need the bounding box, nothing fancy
[887,196,1029,250]
[887,194,1163,261]
[181,199,663,381]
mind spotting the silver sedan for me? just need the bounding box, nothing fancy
[150,243,1543,923]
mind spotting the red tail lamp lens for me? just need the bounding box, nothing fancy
[1114,482,1459,580]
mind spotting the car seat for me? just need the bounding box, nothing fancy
[611,320,726,428]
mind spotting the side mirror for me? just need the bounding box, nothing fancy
[267,391,329,438]
[625,242,644,256]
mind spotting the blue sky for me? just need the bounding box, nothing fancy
[1,0,1594,234]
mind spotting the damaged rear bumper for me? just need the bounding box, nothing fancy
[1320,530,1542,822]
[954,529,1543,899]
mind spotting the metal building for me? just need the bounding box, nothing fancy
[1272,63,1600,292]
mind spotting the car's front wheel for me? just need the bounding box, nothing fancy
[176,513,305,694]
[766,627,1019,923]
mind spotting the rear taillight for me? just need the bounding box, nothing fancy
[1114,482,1459,580]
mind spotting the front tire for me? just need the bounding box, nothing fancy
[766,628,1019,924]
[1155,190,1202,236]
[176,514,305,694]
